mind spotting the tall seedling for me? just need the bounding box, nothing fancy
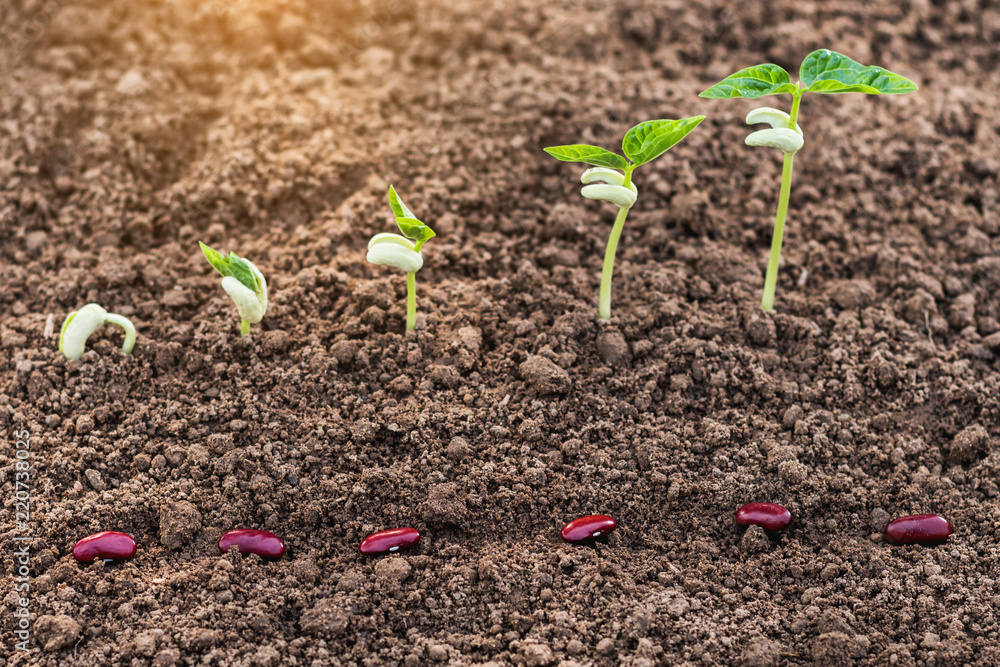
[701,50,916,310]
[546,116,705,319]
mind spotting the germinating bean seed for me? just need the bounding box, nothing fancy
[885,514,953,545]
[735,503,792,531]
[560,515,617,543]
[217,529,286,559]
[72,531,137,562]
[359,527,421,555]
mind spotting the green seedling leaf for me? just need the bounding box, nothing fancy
[226,257,260,295]
[388,185,416,219]
[200,241,227,274]
[543,145,630,170]
[799,49,917,94]
[621,116,706,167]
[200,241,259,294]
[699,64,800,99]
[396,217,437,243]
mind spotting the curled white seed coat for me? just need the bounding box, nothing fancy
[59,304,136,360]
[581,183,638,209]
[368,233,416,251]
[745,128,804,155]
[581,167,626,187]
[746,107,803,135]
[60,304,109,360]
[367,243,424,273]
[581,168,638,196]
[222,276,265,324]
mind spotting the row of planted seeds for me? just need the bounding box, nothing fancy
[71,506,953,563]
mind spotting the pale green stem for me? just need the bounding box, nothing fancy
[406,271,417,331]
[761,153,795,311]
[787,89,803,126]
[239,319,250,336]
[104,313,137,354]
[761,92,803,312]
[600,204,632,320]
[598,166,636,320]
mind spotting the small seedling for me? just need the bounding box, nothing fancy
[700,49,917,311]
[545,116,705,319]
[199,242,268,336]
[367,186,436,331]
[59,303,136,360]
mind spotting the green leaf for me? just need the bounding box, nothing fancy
[699,64,800,99]
[543,145,630,170]
[226,256,260,294]
[388,185,416,219]
[396,217,436,243]
[200,241,226,273]
[621,116,706,167]
[199,241,258,293]
[800,49,917,94]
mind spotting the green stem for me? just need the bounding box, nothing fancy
[600,204,632,320]
[787,89,803,126]
[239,319,250,336]
[760,92,803,312]
[761,155,795,311]
[406,271,417,331]
[104,313,137,354]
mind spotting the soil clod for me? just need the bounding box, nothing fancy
[519,355,571,395]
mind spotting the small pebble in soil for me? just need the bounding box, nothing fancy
[359,527,421,555]
[72,531,137,562]
[217,529,286,559]
[735,503,792,531]
[884,514,953,545]
[561,515,617,543]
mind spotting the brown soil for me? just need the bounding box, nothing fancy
[2,0,1000,665]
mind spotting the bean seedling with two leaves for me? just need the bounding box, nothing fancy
[545,116,705,319]
[367,186,436,331]
[700,49,917,311]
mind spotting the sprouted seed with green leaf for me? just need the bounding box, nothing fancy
[545,116,705,319]
[367,186,436,331]
[59,303,136,360]
[199,242,268,336]
[700,49,917,311]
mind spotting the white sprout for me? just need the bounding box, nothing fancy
[59,303,136,360]
[222,259,268,336]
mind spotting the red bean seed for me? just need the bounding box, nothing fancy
[735,503,792,531]
[561,515,617,543]
[359,527,421,555]
[217,529,286,559]
[72,531,137,562]
[885,514,953,545]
